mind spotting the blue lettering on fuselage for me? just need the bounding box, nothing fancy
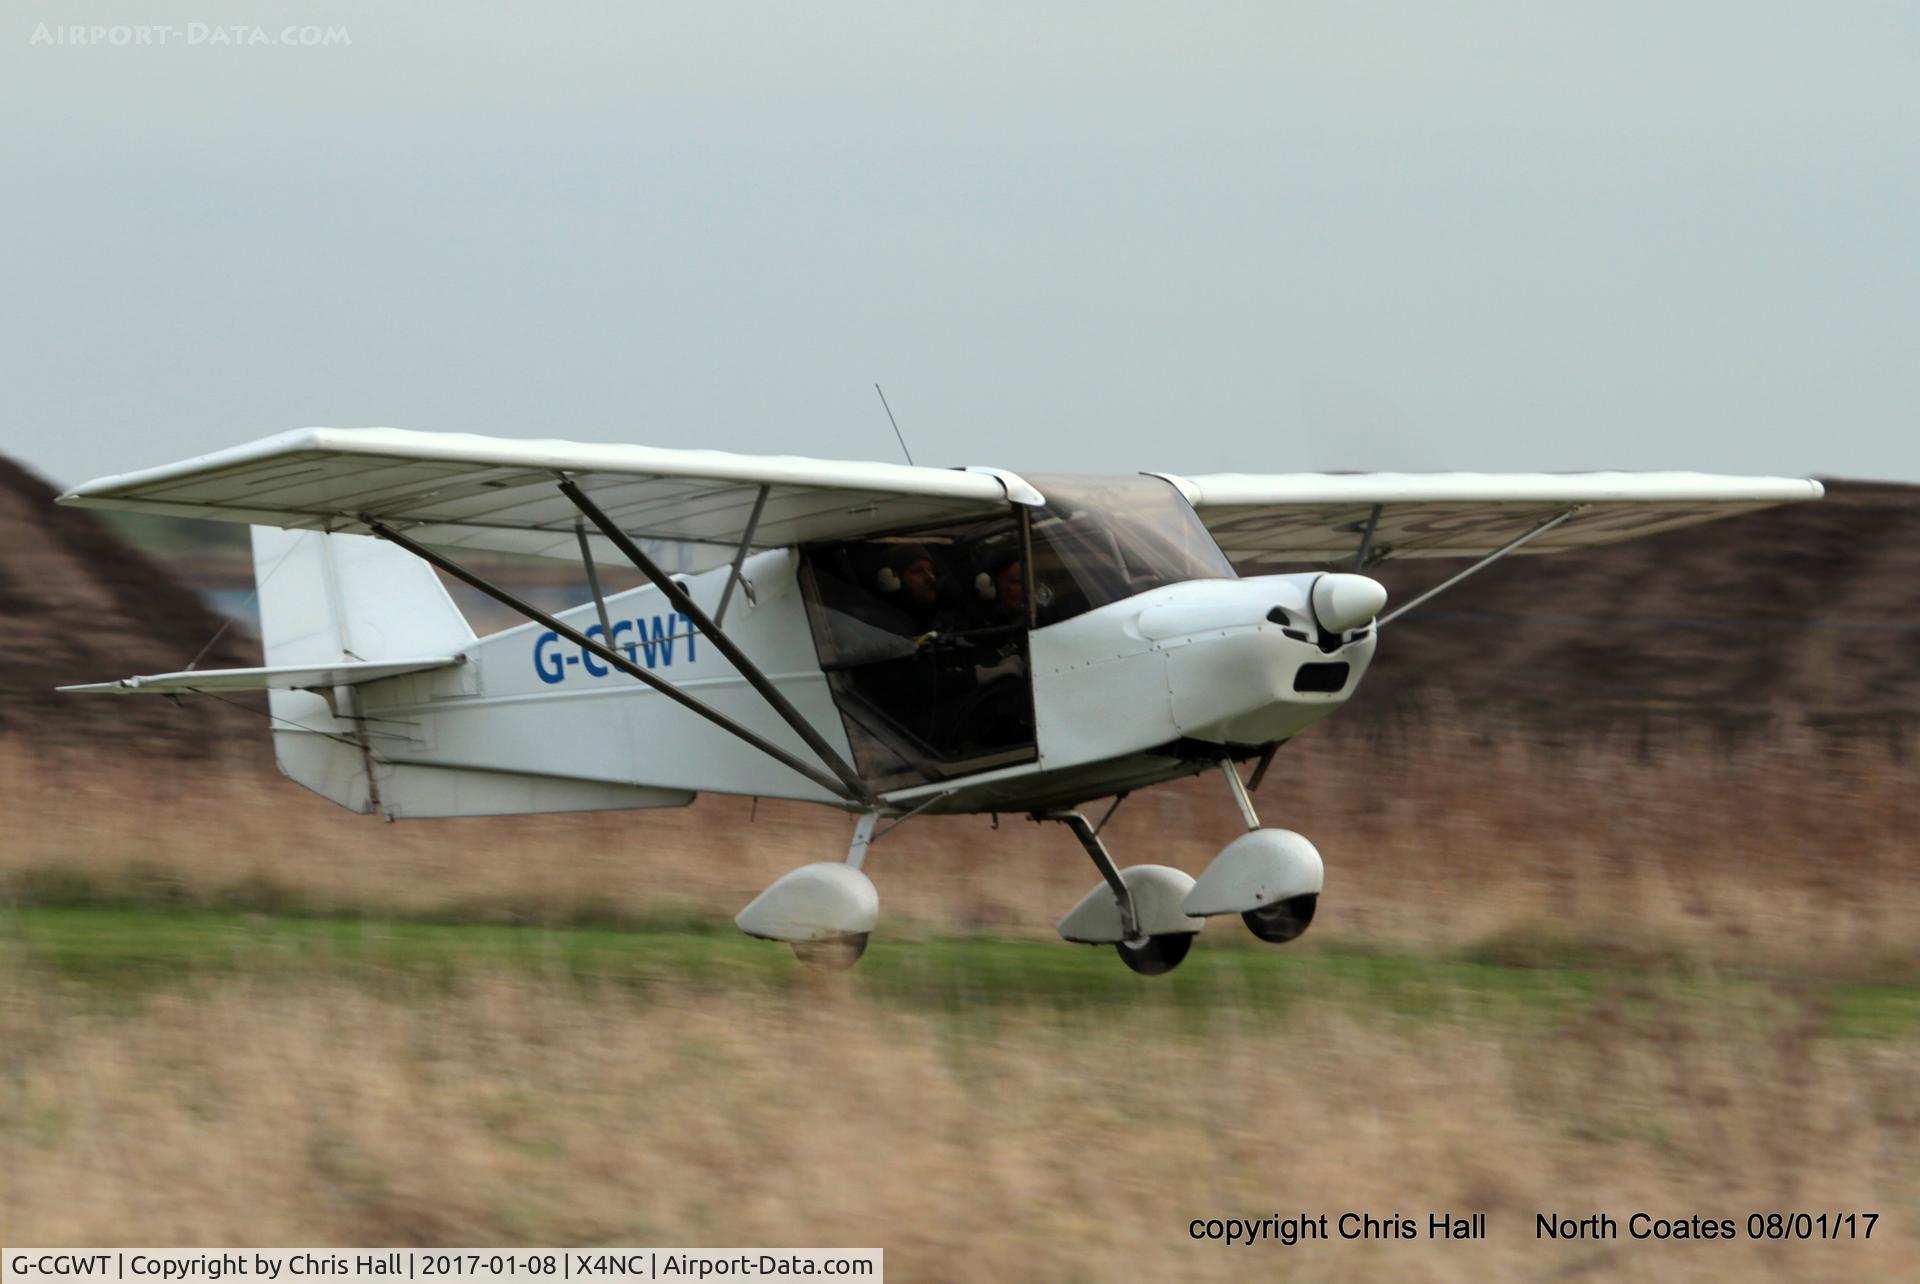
[534,613,699,684]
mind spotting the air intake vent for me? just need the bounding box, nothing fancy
[1293,662,1350,694]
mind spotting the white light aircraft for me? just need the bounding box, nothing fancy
[60,429,1822,973]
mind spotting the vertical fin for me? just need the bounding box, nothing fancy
[250,527,475,812]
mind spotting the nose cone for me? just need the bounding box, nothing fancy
[1311,574,1388,633]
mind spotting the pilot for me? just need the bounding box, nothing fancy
[867,543,946,639]
[889,545,942,614]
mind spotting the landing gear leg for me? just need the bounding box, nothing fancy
[1221,758,1261,831]
[793,811,882,967]
[1042,810,1140,943]
[1177,759,1323,944]
[845,809,879,872]
[1040,810,1200,976]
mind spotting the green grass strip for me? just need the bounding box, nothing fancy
[4,905,1917,1041]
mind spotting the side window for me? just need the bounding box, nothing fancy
[798,515,1036,789]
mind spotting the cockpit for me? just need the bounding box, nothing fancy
[799,474,1235,789]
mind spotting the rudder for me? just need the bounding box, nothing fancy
[251,527,475,812]
[251,526,474,667]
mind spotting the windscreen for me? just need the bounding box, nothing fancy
[1024,474,1235,624]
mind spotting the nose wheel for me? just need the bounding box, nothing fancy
[1242,894,1317,944]
[1175,760,1326,945]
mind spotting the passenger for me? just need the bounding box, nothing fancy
[968,550,1027,679]
[982,553,1025,623]
[945,547,1031,754]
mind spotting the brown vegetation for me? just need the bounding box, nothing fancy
[2,976,1914,1279]
[5,718,1915,981]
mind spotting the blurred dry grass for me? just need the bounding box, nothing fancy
[1,974,1915,1280]
[6,722,1915,978]
[6,723,1917,1278]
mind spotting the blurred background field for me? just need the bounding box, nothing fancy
[6,970,1918,1282]
[3,456,1919,1279]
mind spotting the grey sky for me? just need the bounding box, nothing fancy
[3,2,1915,489]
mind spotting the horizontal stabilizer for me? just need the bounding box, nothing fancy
[60,656,463,696]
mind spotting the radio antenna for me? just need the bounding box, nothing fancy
[874,383,915,466]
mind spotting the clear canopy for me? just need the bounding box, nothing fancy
[1024,474,1236,624]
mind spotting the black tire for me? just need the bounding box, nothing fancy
[1115,932,1195,976]
[791,934,869,969]
[1242,894,1317,944]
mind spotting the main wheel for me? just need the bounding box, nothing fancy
[1115,932,1195,976]
[791,934,869,969]
[1242,894,1317,944]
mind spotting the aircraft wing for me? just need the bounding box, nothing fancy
[1158,471,1825,571]
[60,428,1043,574]
[59,656,464,696]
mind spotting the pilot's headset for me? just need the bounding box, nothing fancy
[974,548,1050,613]
[974,548,1019,602]
[875,544,934,594]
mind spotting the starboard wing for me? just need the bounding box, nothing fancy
[59,428,1042,574]
[1156,471,1825,572]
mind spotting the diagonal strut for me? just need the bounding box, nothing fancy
[364,518,862,805]
[557,479,876,806]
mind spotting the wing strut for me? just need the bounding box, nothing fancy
[364,519,866,806]
[1348,504,1383,571]
[715,484,769,627]
[557,479,878,806]
[1377,506,1584,627]
[574,518,616,643]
